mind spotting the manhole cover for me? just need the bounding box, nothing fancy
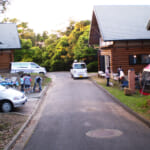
[86,129,123,139]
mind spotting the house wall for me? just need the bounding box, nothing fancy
[0,50,14,72]
[100,41,150,75]
[112,47,150,74]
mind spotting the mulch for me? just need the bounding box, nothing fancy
[0,113,27,150]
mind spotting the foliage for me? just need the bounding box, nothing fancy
[5,18,97,72]
[0,0,10,13]
[87,61,98,72]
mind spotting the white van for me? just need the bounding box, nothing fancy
[70,61,88,79]
[10,62,47,74]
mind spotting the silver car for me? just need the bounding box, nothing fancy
[0,85,27,112]
[10,62,47,75]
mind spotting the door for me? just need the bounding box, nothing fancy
[100,55,105,72]
[105,55,110,70]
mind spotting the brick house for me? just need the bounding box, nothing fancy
[89,5,150,74]
[0,23,21,72]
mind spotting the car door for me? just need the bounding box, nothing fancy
[30,63,40,73]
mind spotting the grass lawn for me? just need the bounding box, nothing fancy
[91,75,150,121]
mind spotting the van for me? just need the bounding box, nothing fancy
[70,61,88,79]
[10,62,47,74]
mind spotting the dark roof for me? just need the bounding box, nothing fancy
[0,23,21,49]
[92,5,150,41]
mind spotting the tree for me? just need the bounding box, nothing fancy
[45,34,59,46]
[11,18,97,72]
[42,31,49,41]
[2,17,19,23]
[73,25,97,63]
[0,0,10,13]
[14,39,32,61]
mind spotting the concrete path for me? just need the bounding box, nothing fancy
[23,72,150,150]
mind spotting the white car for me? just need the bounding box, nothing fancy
[0,85,27,112]
[70,62,88,79]
[10,62,47,75]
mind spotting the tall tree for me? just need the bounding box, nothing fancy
[0,0,10,13]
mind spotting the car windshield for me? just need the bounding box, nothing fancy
[73,63,86,69]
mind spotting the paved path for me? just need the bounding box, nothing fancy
[24,72,150,150]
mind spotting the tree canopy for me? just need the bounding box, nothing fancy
[0,0,10,13]
[2,18,98,72]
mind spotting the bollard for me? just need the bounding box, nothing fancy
[128,69,135,93]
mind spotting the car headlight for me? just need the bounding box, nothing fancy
[13,97,20,100]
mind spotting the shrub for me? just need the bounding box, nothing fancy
[87,61,98,72]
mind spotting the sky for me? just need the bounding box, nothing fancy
[1,0,150,34]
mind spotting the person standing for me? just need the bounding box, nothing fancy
[33,76,42,92]
[20,74,24,92]
[24,74,32,94]
[105,67,110,86]
[119,70,125,84]
[117,66,122,76]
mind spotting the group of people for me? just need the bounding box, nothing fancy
[105,66,125,86]
[20,74,42,93]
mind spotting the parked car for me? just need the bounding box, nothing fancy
[0,85,27,112]
[70,61,88,79]
[10,62,47,75]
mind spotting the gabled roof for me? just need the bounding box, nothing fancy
[0,23,21,50]
[90,5,150,42]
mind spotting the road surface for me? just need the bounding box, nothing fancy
[24,72,150,150]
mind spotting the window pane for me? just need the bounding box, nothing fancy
[141,55,150,64]
[73,64,86,69]
[129,55,134,65]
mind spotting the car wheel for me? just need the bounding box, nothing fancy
[1,101,12,112]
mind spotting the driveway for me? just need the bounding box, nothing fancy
[23,72,150,150]
[11,92,41,115]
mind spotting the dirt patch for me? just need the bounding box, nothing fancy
[0,113,27,150]
[147,99,150,106]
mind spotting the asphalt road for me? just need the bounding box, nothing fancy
[24,72,150,150]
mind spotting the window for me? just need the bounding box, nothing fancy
[20,63,29,68]
[129,54,150,65]
[141,55,150,64]
[31,63,39,68]
[73,64,86,69]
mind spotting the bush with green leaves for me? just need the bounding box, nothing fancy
[87,61,98,72]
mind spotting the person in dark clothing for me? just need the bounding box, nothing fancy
[33,76,42,92]
[117,66,122,77]
[105,67,110,86]
[24,74,31,94]
[20,74,24,92]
